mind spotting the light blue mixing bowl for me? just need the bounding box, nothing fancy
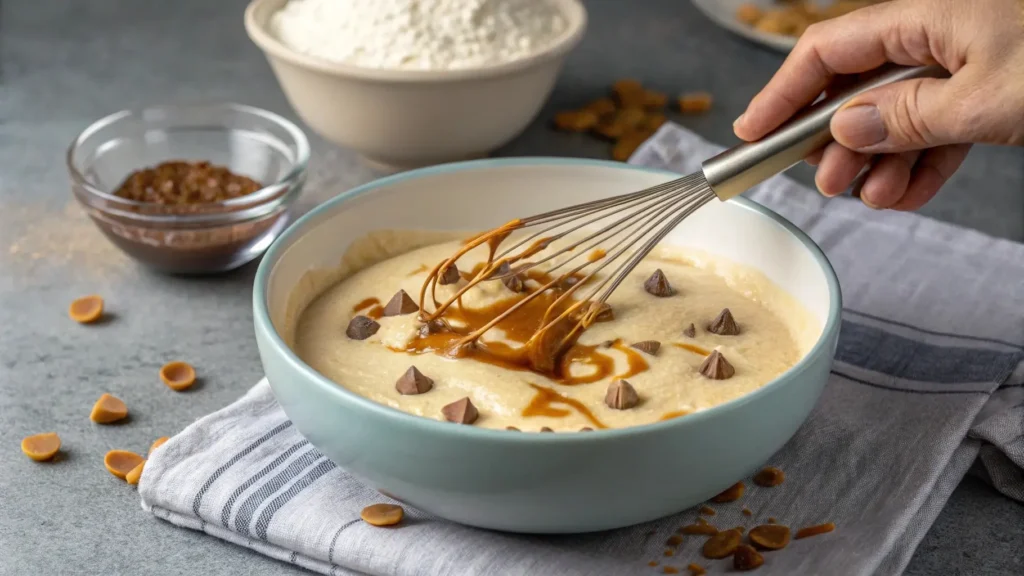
[253,158,841,533]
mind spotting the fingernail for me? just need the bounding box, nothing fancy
[732,113,746,129]
[833,105,887,149]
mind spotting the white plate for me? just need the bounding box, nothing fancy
[690,0,798,53]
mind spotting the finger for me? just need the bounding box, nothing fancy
[858,151,922,209]
[814,142,870,197]
[890,144,972,211]
[734,0,937,141]
[805,150,825,166]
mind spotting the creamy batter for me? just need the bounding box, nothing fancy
[291,232,818,431]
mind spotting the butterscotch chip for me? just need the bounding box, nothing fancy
[90,393,128,424]
[749,524,791,550]
[768,517,777,524]
[742,508,753,517]
[605,379,639,410]
[753,466,785,487]
[683,323,697,338]
[612,79,645,107]
[666,534,683,546]
[540,427,554,433]
[643,269,675,297]
[687,564,706,576]
[395,366,433,395]
[68,295,104,324]
[795,522,835,539]
[615,107,648,129]
[645,113,667,131]
[711,481,745,503]
[346,315,380,340]
[699,350,736,380]
[733,544,764,571]
[441,397,478,424]
[160,361,197,391]
[679,92,714,114]
[125,460,146,485]
[680,523,718,535]
[699,505,716,516]
[631,340,661,356]
[21,432,61,462]
[149,436,169,456]
[735,3,763,25]
[702,528,742,559]
[593,121,629,141]
[383,290,419,316]
[360,503,404,526]
[644,90,668,109]
[612,132,649,162]
[104,450,144,480]
[707,308,739,335]
[553,110,600,132]
[502,273,526,293]
[663,549,674,557]
[585,97,617,117]
[734,526,746,533]
[439,264,460,285]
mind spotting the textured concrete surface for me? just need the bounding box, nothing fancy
[0,1,1021,575]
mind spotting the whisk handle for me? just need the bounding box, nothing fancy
[701,64,949,201]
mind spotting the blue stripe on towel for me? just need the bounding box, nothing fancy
[221,440,309,528]
[234,448,323,536]
[254,459,338,540]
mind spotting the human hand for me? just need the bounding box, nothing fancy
[733,0,1024,210]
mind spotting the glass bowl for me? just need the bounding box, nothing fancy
[67,103,309,274]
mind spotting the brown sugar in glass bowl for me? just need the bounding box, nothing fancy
[66,103,309,274]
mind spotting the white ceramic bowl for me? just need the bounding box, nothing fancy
[253,158,842,533]
[244,0,587,172]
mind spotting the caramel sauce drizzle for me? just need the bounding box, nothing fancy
[522,383,608,428]
[672,342,710,356]
[352,297,384,320]
[659,410,690,421]
[407,264,429,276]
[587,249,606,262]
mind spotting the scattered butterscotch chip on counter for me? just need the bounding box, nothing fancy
[680,523,719,535]
[360,503,404,527]
[90,393,128,424]
[585,97,617,117]
[742,507,753,517]
[612,79,645,107]
[395,366,433,395]
[615,107,648,129]
[733,526,746,533]
[711,481,745,503]
[645,113,668,131]
[593,120,629,141]
[697,516,709,525]
[643,269,675,297]
[666,534,684,546]
[553,110,600,132]
[662,567,679,574]
[383,289,419,316]
[346,315,380,340]
[612,132,649,162]
[749,524,791,550]
[699,350,736,380]
[69,295,104,324]
[438,263,460,285]
[707,308,740,335]
[605,379,639,410]
[104,450,144,480]
[679,92,714,114]
[687,564,706,576]
[795,522,835,539]
[683,323,697,338]
[644,89,668,109]
[753,466,785,487]
[441,397,478,424]
[733,544,764,571]
[767,517,777,524]
[149,436,169,456]
[663,549,674,557]
[702,528,742,559]
[125,460,146,485]
[699,505,716,516]
[502,273,526,293]
[21,432,61,462]
[631,340,661,356]
[160,361,197,391]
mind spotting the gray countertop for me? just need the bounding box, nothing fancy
[1,1,1021,575]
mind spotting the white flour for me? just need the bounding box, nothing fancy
[270,0,568,70]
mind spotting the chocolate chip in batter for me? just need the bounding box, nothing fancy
[707,308,739,335]
[631,340,661,356]
[643,269,675,297]
[699,350,736,380]
[502,273,526,293]
[580,427,594,432]
[589,301,614,322]
[441,397,478,424]
[383,290,419,316]
[683,323,697,338]
[346,315,380,340]
[732,544,764,571]
[418,318,446,337]
[605,379,639,410]
[598,340,615,349]
[439,263,460,285]
[395,366,433,395]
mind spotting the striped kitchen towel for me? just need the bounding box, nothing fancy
[139,123,1024,576]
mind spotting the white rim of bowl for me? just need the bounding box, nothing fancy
[243,0,588,83]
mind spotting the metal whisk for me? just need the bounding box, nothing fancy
[419,65,947,369]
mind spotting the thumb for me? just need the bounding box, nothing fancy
[830,77,966,154]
